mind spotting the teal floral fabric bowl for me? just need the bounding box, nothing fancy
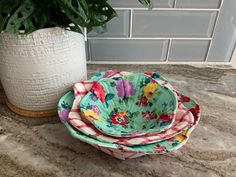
[79,73,178,137]
[57,86,200,160]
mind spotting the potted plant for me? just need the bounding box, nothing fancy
[0,0,152,117]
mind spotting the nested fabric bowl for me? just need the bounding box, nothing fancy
[58,87,200,160]
[79,73,178,137]
[67,72,194,146]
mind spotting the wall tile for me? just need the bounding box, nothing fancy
[89,10,130,37]
[89,39,168,61]
[208,0,236,62]
[108,0,174,8]
[169,40,210,61]
[176,0,221,9]
[86,41,89,61]
[132,10,217,37]
[86,0,236,63]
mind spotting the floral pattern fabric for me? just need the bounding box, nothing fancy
[79,73,178,137]
[66,89,194,145]
[57,71,201,160]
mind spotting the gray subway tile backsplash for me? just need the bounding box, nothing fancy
[87,1,235,63]
[132,10,217,38]
[89,39,168,61]
[176,0,221,9]
[169,40,210,61]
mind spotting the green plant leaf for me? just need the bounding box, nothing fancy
[86,0,117,31]
[56,0,89,27]
[0,0,20,32]
[138,0,153,9]
[0,0,153,34]
[5,0,51,34]
[5,0,37,34]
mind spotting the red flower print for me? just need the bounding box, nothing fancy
[142,111,150,120]
[181,96,190,102]
[153,144,166,153]
[142,111,157,121]
[144,72,153,76]
[150,113,157,119]
[137,96,148,106]
[195,104,200,113]
[91,82,106,102]
[142,111,149,117]
[190,104,200,124]
[158,113,175,122]
[111,114,129,126]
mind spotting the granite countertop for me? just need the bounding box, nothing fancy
[0,64,236,177]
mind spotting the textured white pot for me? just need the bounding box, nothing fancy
[0,27,87,112]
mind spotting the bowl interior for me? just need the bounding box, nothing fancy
[80,73,178,137]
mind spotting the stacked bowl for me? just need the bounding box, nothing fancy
[58,71,200,160]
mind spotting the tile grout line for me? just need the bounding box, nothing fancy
[129,9,133,38]
[113,7,220,12]
[88,37,212,40]
[87,61,232,65]
[87,39,92,62]
[166,39,172,62]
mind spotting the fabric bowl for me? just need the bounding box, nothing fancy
[68,71,194,146]
[58,90,199,160]
[58,71,200,160]
[79,73,178,137]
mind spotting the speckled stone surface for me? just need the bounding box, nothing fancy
[0,64,236,177]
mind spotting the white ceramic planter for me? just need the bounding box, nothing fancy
[0,27,87,113]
